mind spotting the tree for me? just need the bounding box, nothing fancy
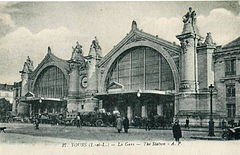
[0,98,12,122]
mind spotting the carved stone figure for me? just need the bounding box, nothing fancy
[71,41,84,62]
[89,37,102,58]
[182,7,196,25]
[92,36,101,50]
[203,32,215,46]
[182,7,199,34]
[131,20,137,31]
[25,56,34,71]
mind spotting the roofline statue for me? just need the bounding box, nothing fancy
[71,41,85,63]
[182,7,199,35]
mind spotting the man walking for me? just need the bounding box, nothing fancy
[76,113,81,128]
[35,116,40,130]
[172,120,182,145]
[185,117,190,129]
[116,115,122,133]
[123,117,129,133]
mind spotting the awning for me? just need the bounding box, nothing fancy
[19,97,67,104]
[95,90,175,100]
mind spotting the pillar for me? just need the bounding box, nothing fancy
[127,106,133,121]
[141,105,147,118]
[68,64,80,97]
[29,104,32,117]
[176,8,202,92]
[157,104,163,116]
[197,32,216,91]
[67,62,81,112]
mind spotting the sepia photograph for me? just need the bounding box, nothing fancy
[0,1,240,155]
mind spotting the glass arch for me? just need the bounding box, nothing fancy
[34,66,68,98]
[106,46,174,91]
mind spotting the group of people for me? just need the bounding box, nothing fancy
[116,115,182,144]
[116,116,130,133]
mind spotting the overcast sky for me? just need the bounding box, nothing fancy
[0,1,240,84]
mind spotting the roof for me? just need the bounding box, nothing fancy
[29,48,70,79]
[0,83,13,91]
[222,37,240,49]
[98,27,181,67]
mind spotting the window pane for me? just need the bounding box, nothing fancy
[34,66,68,98]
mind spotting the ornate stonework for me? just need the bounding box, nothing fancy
[182,7,199,35]
[126,35,146,44]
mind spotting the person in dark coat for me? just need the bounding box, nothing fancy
[172,121,182,145]
[76,112,81,128]
[123,117,129,133]
[145,118,151,131]
[116,116,123,133]
[185,117,190,129]
[35,116,40,130]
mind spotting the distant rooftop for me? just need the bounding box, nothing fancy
[222,36,240,49]
[0,83,13,91]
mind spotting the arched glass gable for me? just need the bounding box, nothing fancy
[106,46,174,91]
[34,66,68,98]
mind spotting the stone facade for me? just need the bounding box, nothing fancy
[13,8,240,127]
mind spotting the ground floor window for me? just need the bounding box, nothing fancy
[227,104,236,118]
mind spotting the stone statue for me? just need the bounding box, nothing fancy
[203,32,215,46]
[26,56,34,71]
[91,37,101,50]
[182,7,196,25]
[89,37,102,58]
[182,7,199,34]
[131,20,137,31]
[71,41,84,62]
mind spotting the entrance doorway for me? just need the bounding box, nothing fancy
[99,92,174,124]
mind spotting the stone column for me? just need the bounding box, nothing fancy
[98,100,103,109]
[157,104,163,116]
[67,62,80,113]
[141,105,147,118]
[197,33,216,91]
[127,106,133,121]
[176,8,202,92]
[68,64,80,97]
[52,106,55,114]
[29,104,32,117]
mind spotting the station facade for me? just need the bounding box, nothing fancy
[13,8,240,126]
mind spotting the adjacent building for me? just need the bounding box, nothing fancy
[0,83,13,104]
[13,8,240,127]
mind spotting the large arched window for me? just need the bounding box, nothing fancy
[106,46,174,91]
[34,66,68,98]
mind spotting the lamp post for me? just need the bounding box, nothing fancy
[137,89,141,98]
[208,84,215,136]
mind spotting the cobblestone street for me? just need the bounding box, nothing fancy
[0,122,222,143]
[0,123,239,155]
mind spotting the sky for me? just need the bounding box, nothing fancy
[0,1,240,84]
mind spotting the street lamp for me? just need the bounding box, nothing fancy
[137,89,142,98]
[208,84,215,136]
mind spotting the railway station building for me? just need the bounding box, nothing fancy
[13,8,240,126]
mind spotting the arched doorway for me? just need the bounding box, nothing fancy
[98,43,178,126]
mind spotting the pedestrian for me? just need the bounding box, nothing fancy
[123,117,129,133]
[230,119,235,127]
[145,118,151,131]
[172,120,182,145]
[35,116,40,130]
[238,120,240,127]
[76,112,81,128]
[185,117,189,129]
[222,119,226,129]
[116,115,122,133]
